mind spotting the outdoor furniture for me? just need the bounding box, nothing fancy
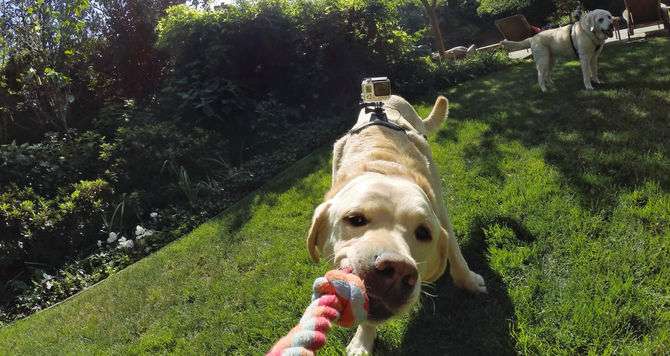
[612,16,623,40]
[623,0,667,39]
[495,14,536,42]
[662,3,670,34]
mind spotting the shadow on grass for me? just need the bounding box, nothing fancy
[445,38,670,212]
[374,217,534,355]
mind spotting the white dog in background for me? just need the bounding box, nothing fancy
[501,9,615,92]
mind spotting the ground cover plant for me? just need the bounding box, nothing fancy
[0,0,514,324]
[0,37,668,354]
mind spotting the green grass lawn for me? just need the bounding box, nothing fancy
[1,37,669,355]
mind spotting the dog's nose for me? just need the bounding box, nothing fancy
[373,252,418,292]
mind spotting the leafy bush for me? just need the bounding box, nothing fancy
[0,0,519,325]
[155,1,418,161]
[0,180,111,282]
[0,131,107,196]
[477,0,557,23]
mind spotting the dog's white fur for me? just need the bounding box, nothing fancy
[501,10,614,92]
[307,95,486,355]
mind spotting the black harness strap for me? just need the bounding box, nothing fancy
[348,119,407,135]
[569,23,579,58]
[348,104,428,140]
[349,104,408,135]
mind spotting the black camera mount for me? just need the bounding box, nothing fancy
[359,101,388,122]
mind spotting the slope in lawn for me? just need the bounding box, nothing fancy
[0,38,669,355]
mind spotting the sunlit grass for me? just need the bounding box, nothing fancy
[0,38,668,355]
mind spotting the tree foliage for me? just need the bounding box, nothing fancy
[0,0,184,143]
[0,0,517,323]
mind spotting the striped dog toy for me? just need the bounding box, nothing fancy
[267,269,368,356]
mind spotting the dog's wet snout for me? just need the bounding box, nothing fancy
[372,252,418,295]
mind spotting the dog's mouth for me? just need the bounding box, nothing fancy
[362,276,417,322]
[605,26,614,37]
[342,260,418,322]
[345,266,408,321]
[366,293,396,321]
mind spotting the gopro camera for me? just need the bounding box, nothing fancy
[361,77,391,103]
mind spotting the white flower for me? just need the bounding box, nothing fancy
[42,273,54,282]
[150,212,158,219]
[117,236,134,249]
[18,241,24,249]
[97,240,103,247]
[135,225,154,240]
[107,232,118,243]
[46,281,53,290]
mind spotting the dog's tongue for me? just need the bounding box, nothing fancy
[339,266,354,273]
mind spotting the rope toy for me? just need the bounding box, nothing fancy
[267,269,368,356]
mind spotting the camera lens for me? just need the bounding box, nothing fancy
[374,82,390,96]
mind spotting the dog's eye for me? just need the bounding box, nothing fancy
[415,225,432,242]
[344,214,368,227]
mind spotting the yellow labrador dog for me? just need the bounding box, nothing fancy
[306,95,486,354]
[501,9,614,92]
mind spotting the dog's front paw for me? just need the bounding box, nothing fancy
[454,270,487,294]
[346,324,375,356]
[592,78,604,84]
[346,342,372,356]
[584,84,595,90]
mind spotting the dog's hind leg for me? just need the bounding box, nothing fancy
[532,46,550,92]
[546,53,556,87]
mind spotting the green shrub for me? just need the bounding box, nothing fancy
[432,49,514,88]
[1,0,519,324]
[0,131,108,197]
[477,0,557,23]
[0,180,111,284]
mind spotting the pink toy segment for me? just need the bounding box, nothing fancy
[267,269,368,356]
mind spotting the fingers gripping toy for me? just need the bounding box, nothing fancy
[267,269,368,356]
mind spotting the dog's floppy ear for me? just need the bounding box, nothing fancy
[581,11,596,32]
[306,201,331,262]
[423,226,449,282]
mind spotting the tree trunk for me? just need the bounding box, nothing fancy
[421,0,447,59]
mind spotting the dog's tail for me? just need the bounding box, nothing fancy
[501,38,532,51]
[423,96,448,133]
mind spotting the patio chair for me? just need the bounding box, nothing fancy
[495,14,536,42]
[623,0,667,39]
